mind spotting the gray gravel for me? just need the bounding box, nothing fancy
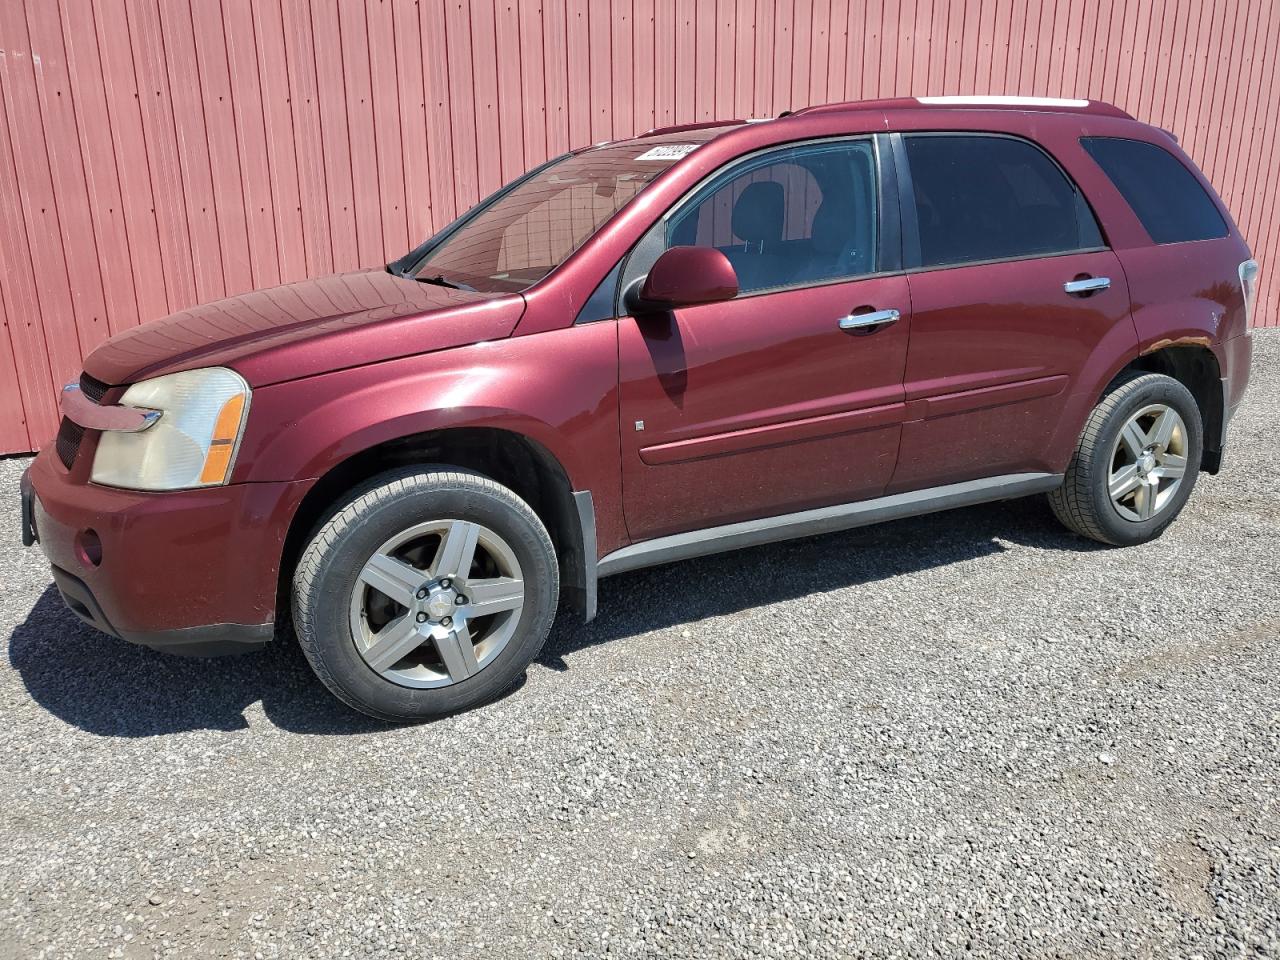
[3,332,1279,959]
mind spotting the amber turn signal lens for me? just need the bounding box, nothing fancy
[198,393,247,484]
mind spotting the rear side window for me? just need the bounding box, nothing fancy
[904,134,1103,268]
[1081,136,1228,244]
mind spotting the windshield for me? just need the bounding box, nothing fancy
[408,141,708,293]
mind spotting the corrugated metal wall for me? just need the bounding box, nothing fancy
[0,0,1276,454]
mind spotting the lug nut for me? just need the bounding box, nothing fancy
[416,587,428,600]
[455,595,467,605]
[415,612,428,623]
[441,616,453,627]
[440,578,451,589]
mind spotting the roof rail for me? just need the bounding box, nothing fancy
[791,96,1133,120]
[918,95,1090,107]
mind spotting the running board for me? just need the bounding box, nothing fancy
[597,472,1063,578]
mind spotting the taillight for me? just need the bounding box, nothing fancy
[1239,259,1260,328]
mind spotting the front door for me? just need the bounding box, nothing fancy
[617,138,911,542]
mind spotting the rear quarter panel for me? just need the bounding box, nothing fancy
[1116,239,1252,408]
[1069,124,1253,414]
[1047,117,1252,346]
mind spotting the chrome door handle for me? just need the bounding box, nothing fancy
[1063,276,1111,295]
[839,308,900,331]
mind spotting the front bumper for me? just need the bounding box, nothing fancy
[22,451,311,656]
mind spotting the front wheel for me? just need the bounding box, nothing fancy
[1049,372,1203,546]
[292,467,559,722]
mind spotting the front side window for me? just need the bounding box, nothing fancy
[1081,136,1228,244]
[662,140,879,294]
[411,139,721,293]
[904,134,1103,268]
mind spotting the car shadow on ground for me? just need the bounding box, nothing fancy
[7,589,391,738]
[7,495,1103,738]
[538,493,1104,670]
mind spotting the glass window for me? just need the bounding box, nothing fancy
[1081,136,1228,245]
[412,137,727,293]
[663,140,879,294]
[904,134,1103,268]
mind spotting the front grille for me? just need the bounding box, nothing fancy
[79,372,109,403]
[54,372,115,469]
[55,418,86,469]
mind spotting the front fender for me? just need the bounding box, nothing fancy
[232,322,625,548]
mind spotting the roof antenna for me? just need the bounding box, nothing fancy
[777,109,794,118]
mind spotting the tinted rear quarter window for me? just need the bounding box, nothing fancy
[1081,137,1228,244]
[904,134,1103,268]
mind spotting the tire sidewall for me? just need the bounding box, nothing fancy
[296,473,557,721]
[1086,376,1203,545]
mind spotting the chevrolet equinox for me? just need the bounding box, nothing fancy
[21,96,1257,721]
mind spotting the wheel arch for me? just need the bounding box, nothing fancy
[1106,342,1225,473]
[277,426,597,636]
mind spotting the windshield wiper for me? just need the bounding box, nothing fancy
[414,273,475,291]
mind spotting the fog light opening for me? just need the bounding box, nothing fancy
[75,528,103,568]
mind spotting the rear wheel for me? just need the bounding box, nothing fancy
[293,467,558,721]
[1049,372,1202,546]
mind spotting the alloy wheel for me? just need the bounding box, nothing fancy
[348,519,525,688]
[1107,402,1189,523]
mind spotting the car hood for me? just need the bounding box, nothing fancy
[82,269,524,387]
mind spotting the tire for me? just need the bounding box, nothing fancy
[292,466,559,722]
[1049,371,1203,546]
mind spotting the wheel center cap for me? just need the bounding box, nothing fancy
[1137,453,1157,475]
[426,592,456,621]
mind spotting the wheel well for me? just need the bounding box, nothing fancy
[1112,345,1224,472]
[276,428,588,633]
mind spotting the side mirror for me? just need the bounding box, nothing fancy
[628,246,739,312]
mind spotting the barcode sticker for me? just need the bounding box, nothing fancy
[635,144,700,161]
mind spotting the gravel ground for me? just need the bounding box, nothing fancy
[2,332,1278,960]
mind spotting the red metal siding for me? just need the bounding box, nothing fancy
[0,0,1275,454]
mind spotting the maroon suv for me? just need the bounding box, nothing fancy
[21,96,1256,720]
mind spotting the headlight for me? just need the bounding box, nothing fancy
[91,367,251,490]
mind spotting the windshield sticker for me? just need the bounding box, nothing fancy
[635,144,700,161]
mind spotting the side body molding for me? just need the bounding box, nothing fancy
[596,472,1063,578]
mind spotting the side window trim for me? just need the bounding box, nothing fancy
[617,134,898,305]
[895,130,1108,272]
[574,260,624,325]
[873,132,904,274]
[888,133,921,271]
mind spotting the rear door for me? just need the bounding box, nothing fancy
[889,132,1134,493]
[616,137,911,542]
